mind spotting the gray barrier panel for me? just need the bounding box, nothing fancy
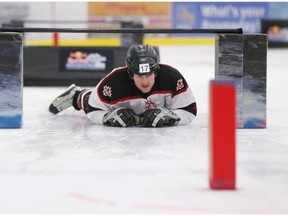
[0,32,23,128]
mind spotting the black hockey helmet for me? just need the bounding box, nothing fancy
[125,44,159,77]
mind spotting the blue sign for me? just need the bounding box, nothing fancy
[173,2,269,33]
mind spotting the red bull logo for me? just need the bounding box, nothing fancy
[66,51,107,70]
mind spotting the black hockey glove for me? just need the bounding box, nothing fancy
[140,108,180,127]
[103,107,137,127]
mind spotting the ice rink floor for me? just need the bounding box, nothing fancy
[0,45,288,214]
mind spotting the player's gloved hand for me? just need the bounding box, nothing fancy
[103,107,137,127]
[140,107,180,127]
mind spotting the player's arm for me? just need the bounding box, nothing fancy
[80,88,138,127]
[138,101,197,127]
[173,101,197,125]
[85,103,138,127]
[171,71,197,125]
[139,107,181,127]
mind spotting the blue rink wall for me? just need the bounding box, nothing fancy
[0,32,23,128]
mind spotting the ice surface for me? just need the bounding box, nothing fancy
[0,45,288,214]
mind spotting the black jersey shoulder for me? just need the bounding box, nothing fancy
[153,64,189,95]
[96,66,140,104]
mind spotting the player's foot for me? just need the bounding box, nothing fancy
[49,84,82,114]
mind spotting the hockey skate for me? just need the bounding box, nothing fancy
[49,84,82,114]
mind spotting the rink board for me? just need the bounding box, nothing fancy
[0,32,23,128]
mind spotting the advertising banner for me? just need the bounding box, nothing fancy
[59,48,114,73]
[89,2,171,16]
[88,2,172,29]
[261,19,288,47]
[173,2,268,33]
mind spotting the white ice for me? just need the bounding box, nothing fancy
[0,45,288,214]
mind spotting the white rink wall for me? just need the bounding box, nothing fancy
[0,2,88,41]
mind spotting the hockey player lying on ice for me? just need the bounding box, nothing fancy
[49,44,197,127]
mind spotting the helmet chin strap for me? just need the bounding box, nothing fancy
[127,69,134,79]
